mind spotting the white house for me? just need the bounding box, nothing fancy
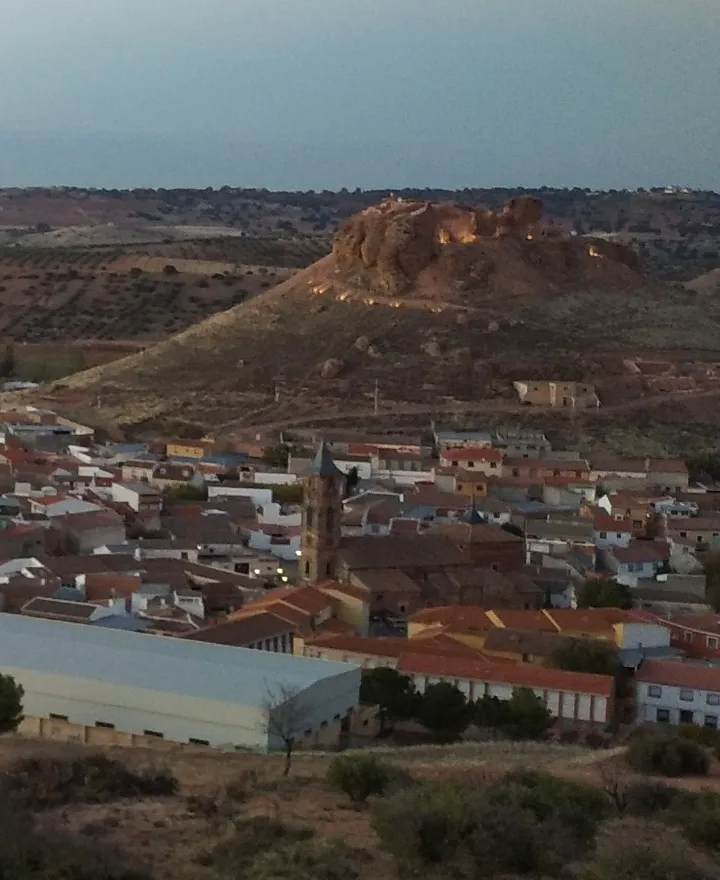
[636,659,720,728]
[592,514,633,549]
[0,613,361,750]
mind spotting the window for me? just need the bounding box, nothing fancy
[49,713,68,721]
[656,708,670,723]
[325,561,332,577]
[306,507,314,529]
[616,533,622,540]
[707,693,720,706]
[680,689,695,702]
[189,737,210,746]
[490,462,497,469]
[684,631,693,642]
[680,531,687,538]
[647,685,662,698]
[452,460,458,468]
[708,638,719,650]
[680,709,694,724]
[705,716,718,729]
[304,561,310,577]
[512,468,519,477]
[143,730,164,739]
[95,721,115,729]
[468,461,475,469]
[600,532,607,539]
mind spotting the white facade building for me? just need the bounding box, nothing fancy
[0,614,360,750]
[636,659,720,727]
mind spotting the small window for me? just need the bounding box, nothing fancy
[684,631,693,642]
[616,533,622,539]
[189,737,210,746]
[452,460,458,468]
[708,638,719,650]
[680,531,687,538]
[50,713,68,721]
[656,708,670,723]
[95,721,115,729]
[647,685,662,698]
[706,716,719,729]
[600,532,607,539]
[143,729,164,738]
[707,693,720,706]
[680,689,695,702]
[490,462,497,469]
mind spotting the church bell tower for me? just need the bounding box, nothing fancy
[300,442,343,583]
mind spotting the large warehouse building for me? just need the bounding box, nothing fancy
[0,613,361,751]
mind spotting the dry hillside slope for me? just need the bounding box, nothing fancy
[23,196,720,435]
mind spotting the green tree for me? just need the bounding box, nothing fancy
[0,674,23,734]
[577,578,633,610]
[415,682,472,742]
[474,694,513,729]
[359,668,417,732]
[549,637,621,676]
[502,687,553,740]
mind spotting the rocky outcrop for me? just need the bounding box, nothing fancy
[333,194,543,294]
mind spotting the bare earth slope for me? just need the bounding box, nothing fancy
[25,196,720,436]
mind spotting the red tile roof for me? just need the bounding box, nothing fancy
[410,605,493,633]
[307,633,482,660]
[637,659,720,691]
[397,653,613,696]
[491,609,558,631]
[252,585,331,615]
[663,613,720,636]
[609,541,669,564]
[593,514,633,533]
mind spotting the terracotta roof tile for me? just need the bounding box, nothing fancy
[409,605,493,632]
[184,611,295,646]
[637,659,720,691]
[397,652,613,696]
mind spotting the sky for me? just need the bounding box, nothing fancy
[0,0,718,190]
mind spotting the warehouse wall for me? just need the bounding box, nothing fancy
[6,664,361,752]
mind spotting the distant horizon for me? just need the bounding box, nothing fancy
[0,132,716,194]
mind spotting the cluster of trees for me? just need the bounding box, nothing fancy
[360,667,552,742]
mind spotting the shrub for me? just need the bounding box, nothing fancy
[626,731,710,777]
[676,723,720,760]
[1,754,178,809]
[623,781,684,816]
[558,728,580,745]
[682,806,720,852]
[327,754,411,803]
[372,774,604,876]
[206,816,313,873]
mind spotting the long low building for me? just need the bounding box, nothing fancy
[0,614,360,751]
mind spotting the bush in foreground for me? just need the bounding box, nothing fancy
[626,731,710,777]
[1,754,178,809]
[327,753,411,803]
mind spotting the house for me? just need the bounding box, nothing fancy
[182,611,296,652]
[600,541,668,582]
[662,613,720,660]
[593,514,633,549]
[636,659,720,728]
[51,509,126,553]
[646,459,689,493]
[513,381,599,409]
[151,463,199,490]
[590,458,648,485]
[397,653,614,726]
[439,447,503,477]
[433,429,492,451]
[665,517,720,549]
[303,631,482,667]
[111,482,162,514]
[524,519,596,563]
[164,440,214,460]
[492,428,552,458]
[430,519,526,573]
[348,569,422,618]
[503,457,591,482]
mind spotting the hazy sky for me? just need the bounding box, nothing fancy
[1,0,718,189]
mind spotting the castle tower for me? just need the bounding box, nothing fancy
[300,442,343,584]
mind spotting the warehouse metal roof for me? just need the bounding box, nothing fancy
[0,613,358,708]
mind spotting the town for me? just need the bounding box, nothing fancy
[1,402,719,751]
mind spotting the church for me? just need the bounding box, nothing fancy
[299,443,543,616]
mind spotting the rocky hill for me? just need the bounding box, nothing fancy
[19,196,720,438]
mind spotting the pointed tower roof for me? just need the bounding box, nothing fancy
[309,441,343,479]
[466,503,484,525]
